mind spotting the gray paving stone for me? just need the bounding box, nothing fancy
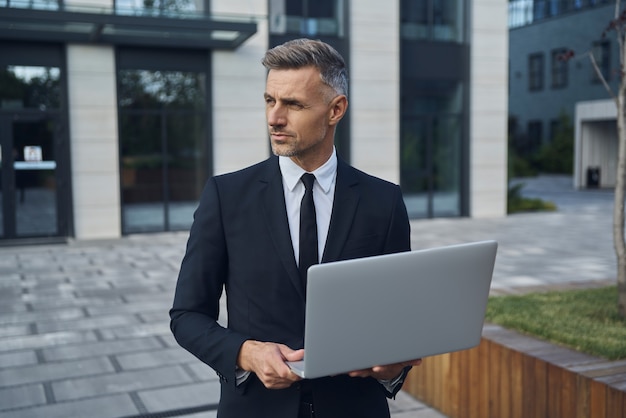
[28,296,123,310]
[0,301,28,315]
[0,357,114,388]
[125,290,177,303]
[177,411,217,418]
[0,384,46,411]
[0,350,37,369]
[0,393,138,418]
[0,287,23,300]
[0,324,31,338]
[86,299,169,316]
[137,381,221,413]
[98,322,171,340]
[0,330,99,353]
[116,347,198,371]
[52,365,193,401]
[37,314,139,333]
[42,336,163,362]
[139,311,170,324]
[74,285,162,298]
[0,307,85,326]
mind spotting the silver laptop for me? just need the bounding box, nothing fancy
[288,240,497,379]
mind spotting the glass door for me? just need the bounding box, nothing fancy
[0,114,65,239]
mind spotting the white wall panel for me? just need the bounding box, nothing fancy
[470,0,509,217]
[67,45,121,239]
[211,0,268,175]
[350,1,400,183]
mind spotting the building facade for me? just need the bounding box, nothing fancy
[0,0,508,244]
[508,0,620,155]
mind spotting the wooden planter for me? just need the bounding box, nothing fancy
[402,324,626,418]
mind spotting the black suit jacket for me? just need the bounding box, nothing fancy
[170,156,411,418]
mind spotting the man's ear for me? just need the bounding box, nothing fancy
[328,95,348,126]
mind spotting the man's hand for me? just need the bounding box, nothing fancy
[347,358,422,380]
[237,340,304,389]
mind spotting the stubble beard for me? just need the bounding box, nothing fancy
[271,140,298,158]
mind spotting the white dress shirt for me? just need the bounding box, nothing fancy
[279,149,336,265]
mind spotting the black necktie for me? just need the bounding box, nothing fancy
[299,173,318,286]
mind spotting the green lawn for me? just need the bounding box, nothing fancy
[485,286,626,360]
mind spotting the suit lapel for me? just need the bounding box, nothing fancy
[322,159,359,263]
[260,158,305,300]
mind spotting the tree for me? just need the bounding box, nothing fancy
[565,0,626,318]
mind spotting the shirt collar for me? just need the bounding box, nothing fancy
[279,148,337,194]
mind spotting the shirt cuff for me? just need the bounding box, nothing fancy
[235,368,251,386]
[378,371,405,393]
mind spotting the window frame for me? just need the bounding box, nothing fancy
[528,52,544,91]
[550,48,568,89]
[591,39,611,83]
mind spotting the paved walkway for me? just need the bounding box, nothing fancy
[0,175,617,418]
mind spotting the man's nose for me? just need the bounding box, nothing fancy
[267,105,286,126]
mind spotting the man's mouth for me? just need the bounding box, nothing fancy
[271,132,291,141]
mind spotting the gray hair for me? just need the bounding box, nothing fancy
[262,38,348,98]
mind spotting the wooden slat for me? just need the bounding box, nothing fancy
[510,350,523,418]
[547,363,562,418]
[607,386,624,418]
[590,379,607,418]
[478,339,491,418]
[488,341,502,418]
[467,346,481,418]
[575,374,591,418]
[533,357,548,418]
[561,367,577,418]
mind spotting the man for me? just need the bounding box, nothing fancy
[170,38,420,418]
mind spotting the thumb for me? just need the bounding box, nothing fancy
[282,348,305,362]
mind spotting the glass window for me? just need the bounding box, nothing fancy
[400,80,464,218]
[401,0,464,43]
[591,40,611,82]
[528,52,544,91]
[432,0,463,42]
[527,120,543,152]
[0,66,61,110]
[400,1,428,40]
[1,0,60,10]
[115,0,197,16]
[271,0,342,36]
[119,70,206,110]
[400,117,429,218]
[432,115,461,217]
[118,69,208,234]
[533,0,547,20]
[551,48,568,89]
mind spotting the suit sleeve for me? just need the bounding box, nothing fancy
[383,185,411,254]
[169,177,249,388]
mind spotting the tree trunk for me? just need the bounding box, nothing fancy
[614,34,626,319]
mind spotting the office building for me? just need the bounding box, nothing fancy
[0,0,507,244]
[508,0,622,187]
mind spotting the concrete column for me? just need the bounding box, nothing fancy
[349,1,401,183]
[66,44,121,239]
[469,0,509,217]
[211,0,269,175]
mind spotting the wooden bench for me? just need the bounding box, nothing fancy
[402,323,626,418]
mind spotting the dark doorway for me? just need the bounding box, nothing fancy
[0,113,69,240]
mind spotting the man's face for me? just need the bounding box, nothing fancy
[265,66,342,168]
